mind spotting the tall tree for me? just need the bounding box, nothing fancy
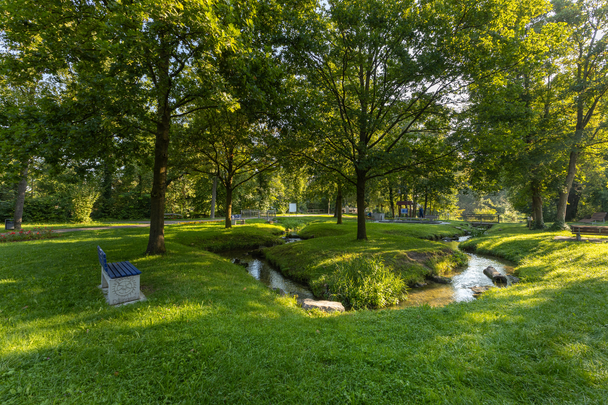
[0,76,52,230]
[176,108,278,228]
[283,0,550,239]
[551,0,608,229]
[466,41,568,229]
[1,0,240,253]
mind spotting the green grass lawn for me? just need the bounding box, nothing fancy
[1,221,607,403]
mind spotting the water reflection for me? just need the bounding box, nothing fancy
[241,257,314,299]
[397,236,514,308]
[220,238,314,299]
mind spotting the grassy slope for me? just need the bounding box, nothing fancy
[1,222,607,403]
[166,221,285,252]
[264,220,468,287]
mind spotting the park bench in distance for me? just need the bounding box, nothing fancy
[579,212,606,224]
[98,246,142,305]
[164,213,183,219]
[570,225,608,241]
[231,214,245,225]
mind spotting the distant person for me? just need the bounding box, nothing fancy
[419,207,424,218]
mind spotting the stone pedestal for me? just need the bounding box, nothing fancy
[101,266,141,305]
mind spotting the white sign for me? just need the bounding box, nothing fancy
[289,203,297,213]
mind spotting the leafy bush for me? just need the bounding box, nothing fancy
[23,197,71,223]
[0,200,13,220]
[71,184,100,223]
[92,193,151,220]
[312,255,406,310]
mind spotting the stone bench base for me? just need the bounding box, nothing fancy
[98,283,146,306]
[101,265,142,305]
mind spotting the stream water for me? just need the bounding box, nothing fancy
[396,236,514,308]
[219,238,315,299]
[224,235,513,307]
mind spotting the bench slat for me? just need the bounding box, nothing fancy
[115,262,133,278]
[107,261,142,278]
[98,246,142,279]
[107,262,126,278]
[123,261,142,276]
[112,262,130,278]
[571,225,608,235]
[115,261,141,277]
[104,263,120,279]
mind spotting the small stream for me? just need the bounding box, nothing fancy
[396,236,514,308]
[219,238,315,299]
[224,235,513,308]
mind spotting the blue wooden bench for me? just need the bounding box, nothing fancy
[98,246,142,305]
[231,214,245,225]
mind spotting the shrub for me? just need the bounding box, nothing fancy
[71,185,100,223]
[313,255,406,310]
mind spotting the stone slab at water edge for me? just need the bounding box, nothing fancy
[298,299,345,313]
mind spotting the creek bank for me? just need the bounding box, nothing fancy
[224,239,349,313]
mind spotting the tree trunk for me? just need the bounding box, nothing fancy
[224,182,233,229]
[355,170,367,239]
[145,41,172,255]
[336,183,343,225]
[13,163,28,230]
[531,183,545,229]
[146,105,170,255]
[565,183,581,222]
[554,150,579,229]
[424,189,428,217]
[389,186,395,218]
[210,175,217,219]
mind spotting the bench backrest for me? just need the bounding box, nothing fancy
[97,246,108,272]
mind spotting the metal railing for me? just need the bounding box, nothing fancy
[460,214,501,223]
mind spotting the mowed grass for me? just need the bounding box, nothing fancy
[166,220,286,252]
[1,222,607,403]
